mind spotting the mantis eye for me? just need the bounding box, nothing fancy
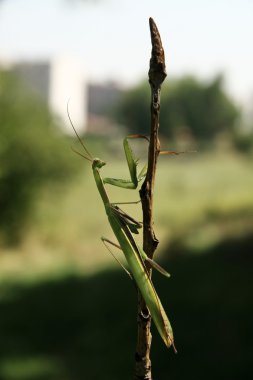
[94,159,106,168]
[98,161,106,168]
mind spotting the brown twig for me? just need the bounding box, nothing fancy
[134,18,167,380]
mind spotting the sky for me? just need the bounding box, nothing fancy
[0,0,253,105]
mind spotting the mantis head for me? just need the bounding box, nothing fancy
[93,158,106,169]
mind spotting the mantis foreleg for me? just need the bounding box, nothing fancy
[103,135,148,189]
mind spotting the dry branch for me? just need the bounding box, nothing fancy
[134,17,167,380]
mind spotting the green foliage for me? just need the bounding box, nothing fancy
[115,81,150,135]
[115,75,240,141]
[0,233,252,380]
[0,71,78,244]
[232,130,253,153]
[161,75,240,140]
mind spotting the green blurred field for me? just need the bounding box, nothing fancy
[1,150,253,283]
[1,149,253,380]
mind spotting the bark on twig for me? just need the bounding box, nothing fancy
[134,18,167,380]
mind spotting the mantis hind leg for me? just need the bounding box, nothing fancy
[111,200,141,206]
[103,135,148,189]
[101,237,132,279]
[159,150,197,155]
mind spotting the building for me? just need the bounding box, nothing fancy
[86,81,123,134]
[1,58,123,134]
[4,56,87,133]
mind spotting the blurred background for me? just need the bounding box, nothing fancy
[0,0,253,379]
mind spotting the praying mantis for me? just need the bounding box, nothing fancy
[70,114,176,351]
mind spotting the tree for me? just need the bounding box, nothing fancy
[162,75,240,140]
[115,81,150,135]
[115,75,240,141]
[0,71,78,244]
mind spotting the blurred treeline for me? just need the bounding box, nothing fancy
[1,70,253,245]
[0,71,80,244]
[113,74,253,151]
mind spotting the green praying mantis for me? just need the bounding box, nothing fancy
[69,114,176,352]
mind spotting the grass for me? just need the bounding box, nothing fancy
[0,149,253,283]
[0,234,252,380]
[0,148,253,380]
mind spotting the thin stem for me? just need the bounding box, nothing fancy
[134,17,167,380]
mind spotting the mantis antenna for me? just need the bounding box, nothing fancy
[67,100,93,161]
